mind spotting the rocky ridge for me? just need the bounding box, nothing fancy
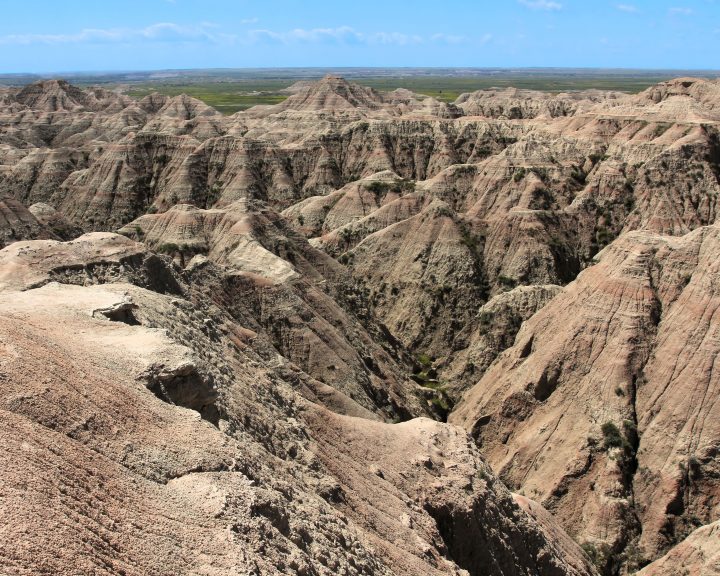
[1,74,719,574]
[0,232,596,576]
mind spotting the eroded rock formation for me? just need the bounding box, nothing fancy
[1,74,720,574]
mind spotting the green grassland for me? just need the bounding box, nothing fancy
[125,80,291,114]
[106,70,715,115]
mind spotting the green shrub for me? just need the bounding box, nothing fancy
[417,353,432,368]
[478,311,494,327]
[366,181,390,195]
[156,242,180,254]
[601,421,624,450]
[581,541,612,571]
[498,275,517,289]
[513,167,527,182]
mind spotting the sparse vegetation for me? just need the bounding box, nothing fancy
[601,421,625,449]
[117,72,679,114]
[497,275,517,289]
[156,242,180,254]
[581,541,612,571]
[365,179,415,196]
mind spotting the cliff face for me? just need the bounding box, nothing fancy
[451,225,720,571]
[1,74,720,574]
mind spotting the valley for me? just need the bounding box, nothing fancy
[0,72,719,575]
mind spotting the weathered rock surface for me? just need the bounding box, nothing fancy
[638,521,720,575]
[0,233,596,576]
[455,87,622,119]
[442,284,563,399]
[451,224,720,572]
[119,202,427,419]
[2,74,720,574]
[0,195,57,247]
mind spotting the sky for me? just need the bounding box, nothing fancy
[0,0,718,73]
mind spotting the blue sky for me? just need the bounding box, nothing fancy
[0,0,718,73]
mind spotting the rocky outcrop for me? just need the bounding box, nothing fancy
[119,201,428,419]
[451,224,720,571]
[2,74,720,574]
[455,87,621,119]
[0,195,57,247]
[638,521,720,575]
[27,201,83,239]
[0,232,597,576]
[442,284,563,399]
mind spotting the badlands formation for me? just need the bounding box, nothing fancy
[0,74,719,575]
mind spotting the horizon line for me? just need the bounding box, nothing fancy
[3,65,720,77]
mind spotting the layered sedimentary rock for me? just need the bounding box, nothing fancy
[1,74,720,574]
[0,233,596,576]
[638,521,720,575]
[0,195,57,247]
[451,225,720,572]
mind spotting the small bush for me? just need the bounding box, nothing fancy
[601,421,623,448]
[478,310,494,327]
[601,421,624,450]
[417,353,432,368]
[366,181,390,195]
[497,275,517,289]
[156,242,180,254]
[513,167,527,182]
[581,541,612,571]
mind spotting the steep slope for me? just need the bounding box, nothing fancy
[269,74,386,114]
[638,521,720,575]
[0,195,58,247]
[118,201,426,419]
[455,87,621,119]
[2,75,720,573]
[451,224,720,571]
[0,232,597,576]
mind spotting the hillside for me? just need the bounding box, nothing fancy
[1,75,719,575]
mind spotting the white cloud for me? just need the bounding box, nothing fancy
[240,18,259,25]
[0,22,235,45]
[518,0,562,10]
[249,26,364,44]
[247,26,468,46]
[0,22,476,49]
[616,4,639,12]
[430,33,467,45]
[669,6,694,14]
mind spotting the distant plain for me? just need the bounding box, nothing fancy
[2,68,718,114]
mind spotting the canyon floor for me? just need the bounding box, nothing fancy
[1,74,719,575]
